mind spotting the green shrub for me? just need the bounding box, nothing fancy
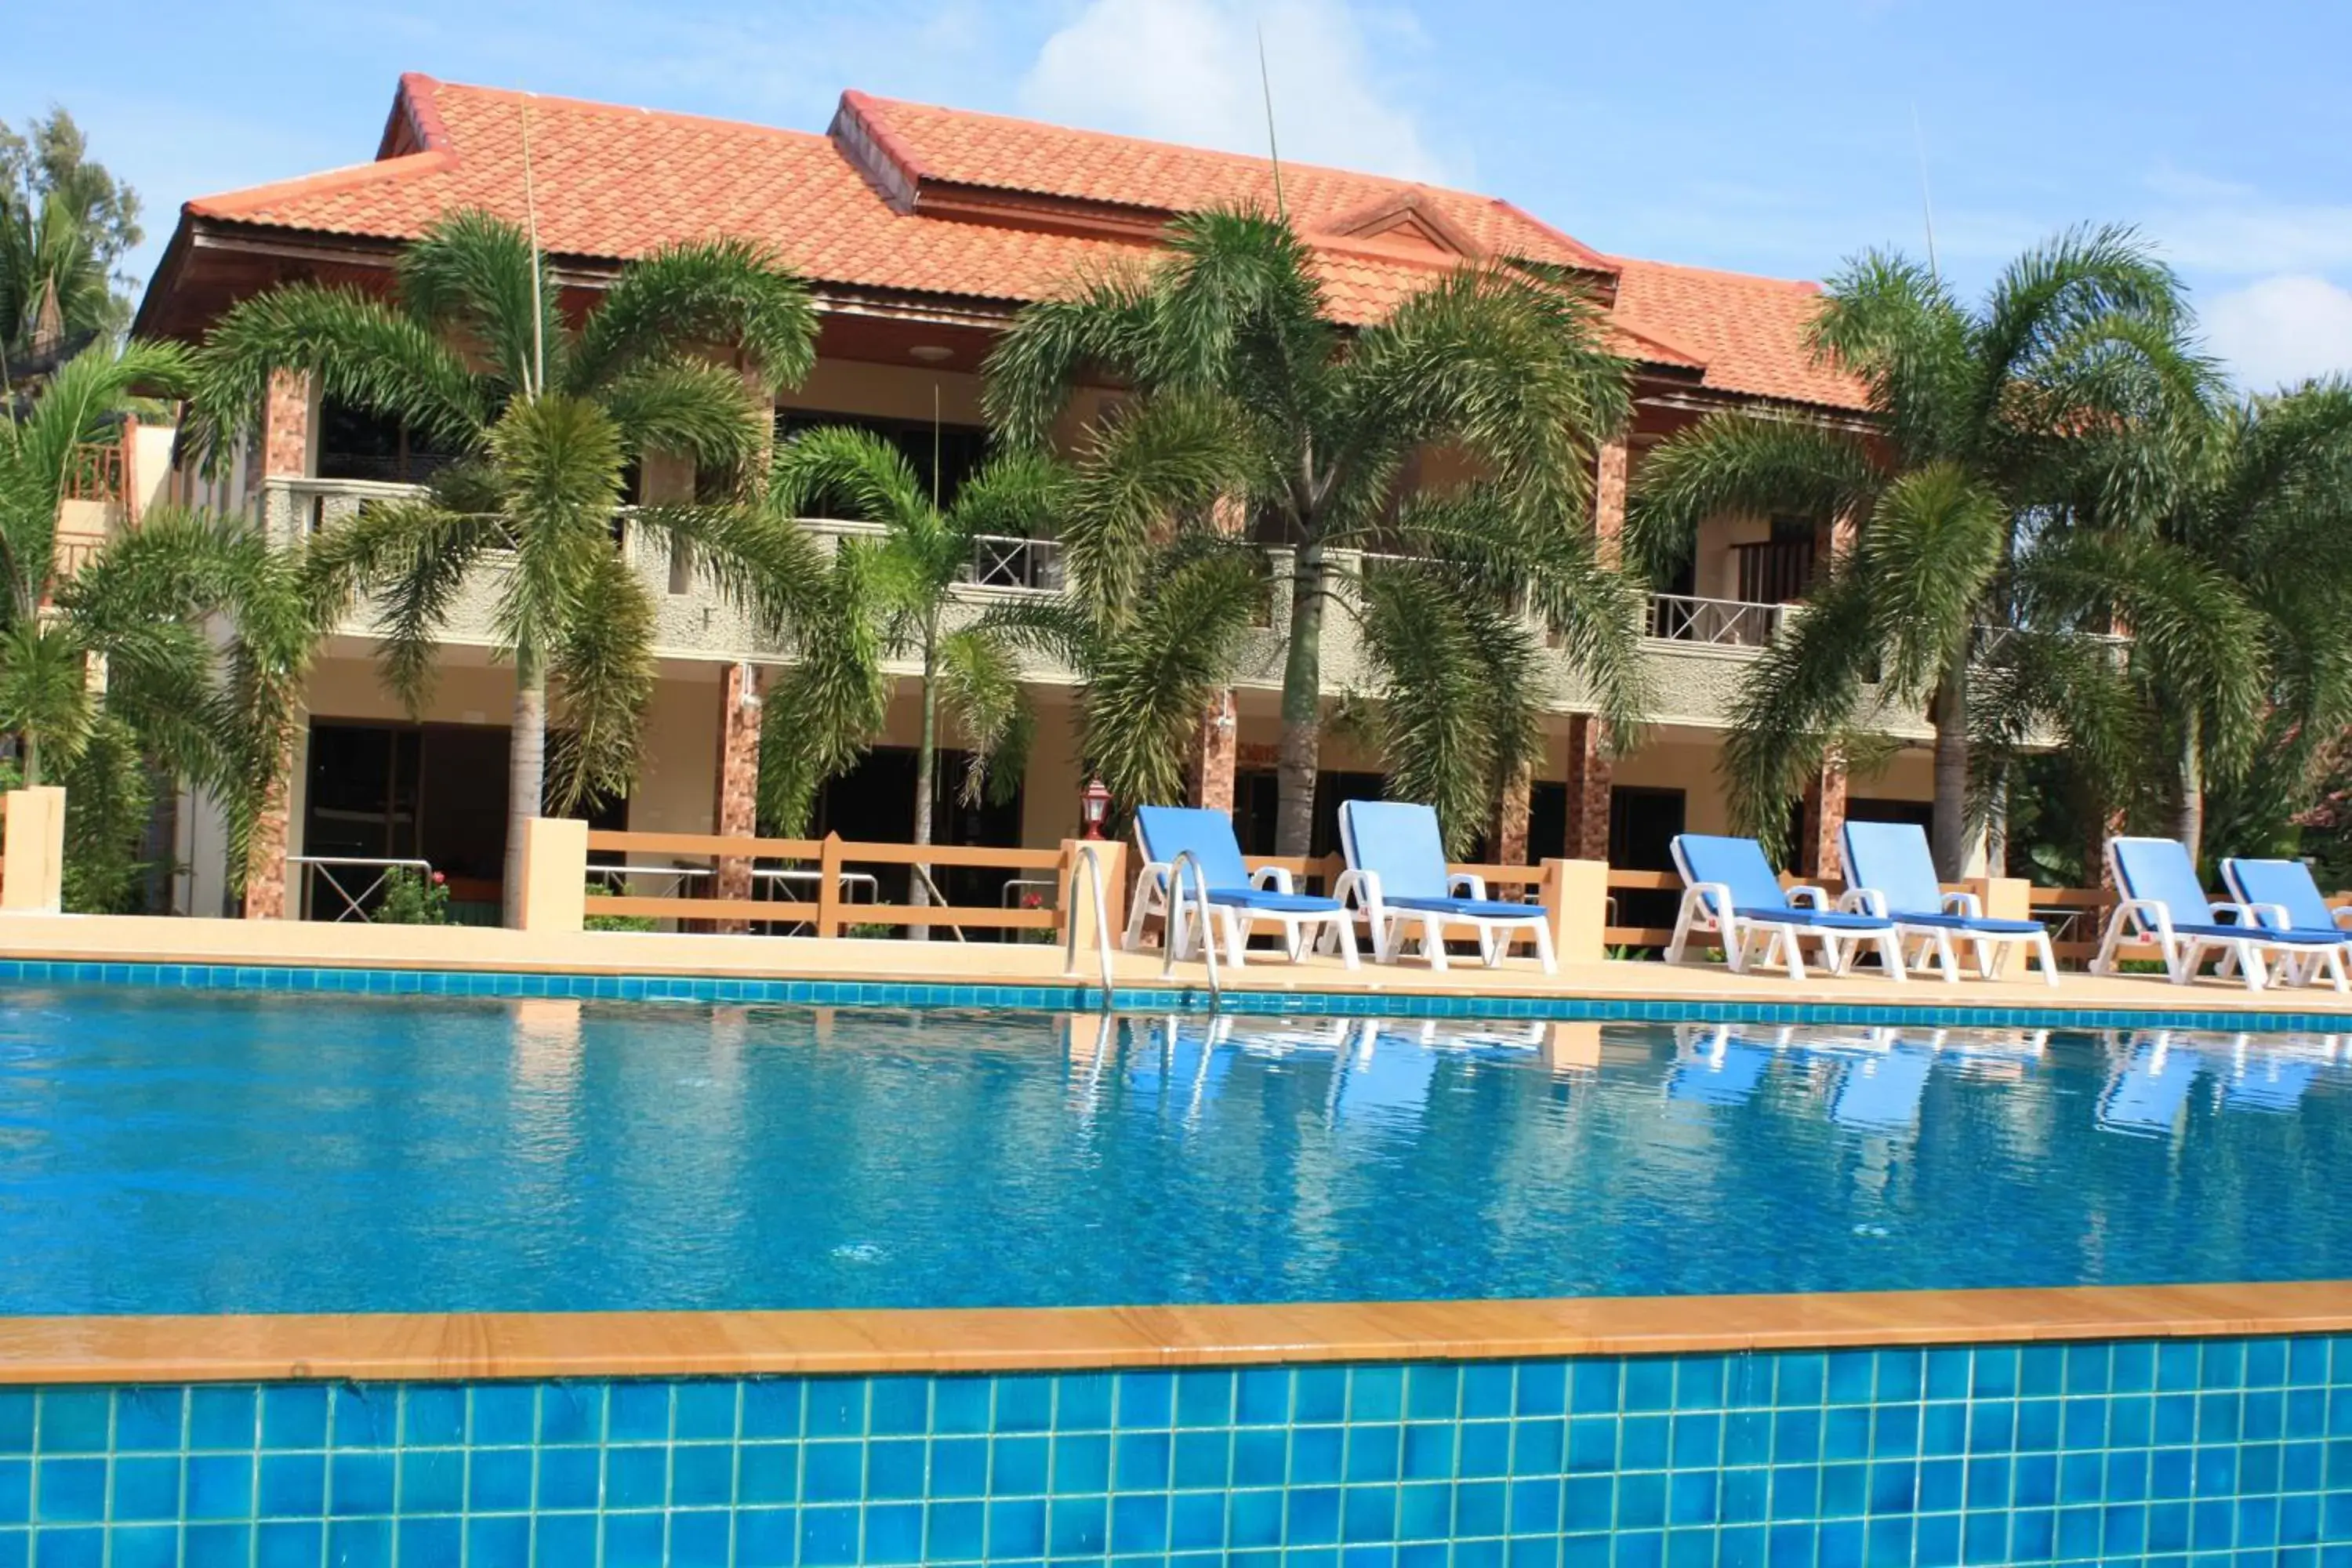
[376,867,452,925]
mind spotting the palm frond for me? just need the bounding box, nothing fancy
[1721,572,1884,858]
[935,627,1029,807]
[1621,410,1881,586]
[1060,391,1249,619]
[545,546,659,813]
[981,267,1156,449]
[395,209,560,397]
[305,497,499,711]
[597,355,771,480]
[564,236,817,397]
[183,284,482,466]
[1855,463,2011,698]
[757,536,891,833]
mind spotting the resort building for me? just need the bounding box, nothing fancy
[127,73,1951,921]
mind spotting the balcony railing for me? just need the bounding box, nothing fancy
[1733,538,1815,604]
[1646,593,1784,648]
[964,534,1062,592]
[61,441,124,503]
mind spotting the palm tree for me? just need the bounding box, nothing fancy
[986,209,1640,855]
[765,429,1048,904]
[1626,227,2209,877]
[0,338,187,782]
[188,211,823,923]
[2031,379,2352,862]
[1350,559,1548,857]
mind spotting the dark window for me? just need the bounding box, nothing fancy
[776,412,991,513]
[315,400,469,485]
[1609,786,1686,938]
[301,720,513,921]
[1849,797,1935,830]
[806,746,1026,928]
[1528,782,1568,864]
[1225,768,1385,869]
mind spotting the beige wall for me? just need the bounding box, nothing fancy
[779,361,988,426]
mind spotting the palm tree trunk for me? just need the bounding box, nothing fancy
[2174,711,2204,863]
[503,646,547,929]
[909,641,937,942]
[1929,655,1970,880]
[20,735,39,789]
[1273,543,1326,858]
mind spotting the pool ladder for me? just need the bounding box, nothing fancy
[1060,844,1221,1011]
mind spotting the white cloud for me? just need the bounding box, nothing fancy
[1017,0,1453,183]
[2202,275,2352,392]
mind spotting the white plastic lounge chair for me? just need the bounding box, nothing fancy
[1666,833,1906,981]
[1122,806,1359,969]
[2097,1036,2201,1135]
[1334,801,1556,973]
[2220,857,2352,988]
[2093,838,2347,992]
[1838,821,2059,986]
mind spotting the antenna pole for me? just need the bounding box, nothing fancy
[521,96,546,399]
[1910,103,1940,281]
[1258,27,1287,222]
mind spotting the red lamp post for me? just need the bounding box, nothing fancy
[1080,775,1112,840]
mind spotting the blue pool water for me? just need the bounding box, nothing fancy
[1,989,2347,1316]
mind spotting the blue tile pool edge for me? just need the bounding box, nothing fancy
[0,1334,2346,1566]
[4,956,2352,1033]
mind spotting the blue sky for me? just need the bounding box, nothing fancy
[9,0,2349,389]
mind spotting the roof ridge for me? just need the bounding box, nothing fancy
[1607,252,1825,294]
[420,74,837,151]
[186,149,456,221]
[853,91,1495,208]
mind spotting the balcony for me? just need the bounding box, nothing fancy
[1644,593,1784,650]
[1732,537,1815,605]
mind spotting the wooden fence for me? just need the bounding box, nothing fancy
[582,829,1070,937]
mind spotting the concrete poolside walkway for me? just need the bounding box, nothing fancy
[0,911,2348,1020]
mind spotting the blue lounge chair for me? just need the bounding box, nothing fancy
[1334,801,1555,972]
[1666,833,1905,981]
[1838,821,2058,986]
[1122,806,1359,969]
[2220,857,2352,989]
[2097,1036,2201,1135]
[2094,838,2347,992]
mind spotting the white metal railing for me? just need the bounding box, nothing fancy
[1645,593,1785,648]
[1160,849,1224,1008]
[965,534,1062,591]
[1061,843,1117,1005]
[292,856,434,922]
[1971,623,2132,663]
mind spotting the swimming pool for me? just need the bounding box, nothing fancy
[2,981,2350,1566]
[2,987,2347,1316]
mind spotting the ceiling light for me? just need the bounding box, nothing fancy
[908,345,953,364]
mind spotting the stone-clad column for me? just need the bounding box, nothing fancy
[1801,763,1849,881]
[1490,763,1532,866]
[714,663,764,925]
[241,371,314,918]
[1562,715,1613,863]
[1594,437,1628,564]
[1189,690,1238,815]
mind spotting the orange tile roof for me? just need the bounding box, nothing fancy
[175,74,1868,413]
[1607,257,1869,411]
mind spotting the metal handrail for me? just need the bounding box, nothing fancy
[1160,849,1224,1009]
[1061,842,1117,1008]
[289,855,434,922]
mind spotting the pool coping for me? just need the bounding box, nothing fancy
[9,956,2352,1032]
[4,1283,2349,1385]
